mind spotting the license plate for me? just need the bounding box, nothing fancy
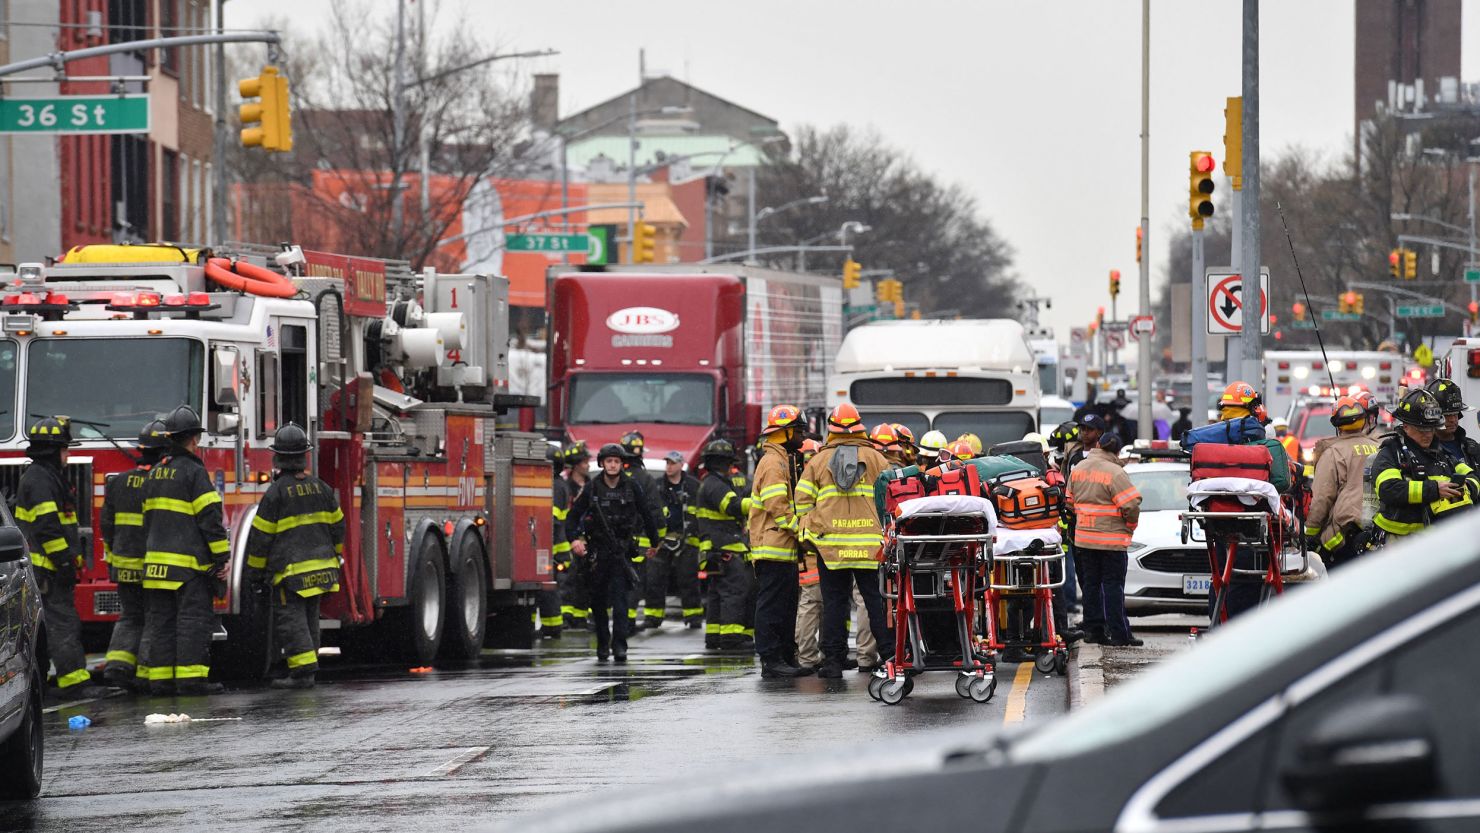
[1182,575,1213,596]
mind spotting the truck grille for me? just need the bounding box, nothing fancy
[1140,549,1209,574]
[0,459,94,529]
[93,590,121,616]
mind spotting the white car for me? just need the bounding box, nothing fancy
[1039,395,1075,432]
[1123,460,1210,615]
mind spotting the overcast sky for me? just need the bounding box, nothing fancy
[244,0,1480,351]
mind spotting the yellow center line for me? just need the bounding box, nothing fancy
[1002,661,1034,725]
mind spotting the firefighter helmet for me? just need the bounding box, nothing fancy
[948,439,975,460]
[954,433,983,456]
[1219,381,1262,410]
[1354,390,1379,416]
[869,423,899,449]
[1393,389,1444,429]
[563,439,590,465]
[917,430,948,455]
[1022,432,1049,451]
[1329,396,1368,431]
[800,438,821,458]
[1426,378,1469,414]
[891,424,915,449]
[596,443,626,463]
[269,422,312,455]
[619,430,645,458]
[26,416,74,448]
[826,403,865,434]
[163,404,203,436]
[702,438,737,464]
[760,404,802,436]
[1048,421,1079,450]
[137,419,170,449]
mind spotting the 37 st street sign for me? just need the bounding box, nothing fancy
[0,95,150,134]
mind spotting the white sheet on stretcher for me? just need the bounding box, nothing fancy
[1187,477,1291,524]
[895,495,997,534]
[994,527,1062,556]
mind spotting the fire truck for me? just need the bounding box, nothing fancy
[0,243,551,677]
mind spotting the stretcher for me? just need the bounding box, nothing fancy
[1180,477,1309,626]
[985,526,1069,675]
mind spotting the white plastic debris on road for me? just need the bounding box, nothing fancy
[145,713,192,724]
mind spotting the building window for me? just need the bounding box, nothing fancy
[109,0,148,54]
[161,0,179,75]
[203,161,213,243]
[112,135,148,242]
[161,149,179,241]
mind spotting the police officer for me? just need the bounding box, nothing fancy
[142,405,230,696]
[568,443,660,662]
[619,431,666,626]
[1428,379,1480,470]
[561,442,592,630]
[750,405,813,678]
[537,445,567,639]
[17,416,108,699]
[99,419,170,690]
[1304,397,1379,570]
[1372,389,1478,539]
[694,439,756,651]
[647,451,703,629]
[241,424,344,689]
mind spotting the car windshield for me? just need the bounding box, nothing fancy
[26,338,203,438]
[857,410,929,440]
[1126,467,1189,512]
[0,340,16,440]
[568,373,714,425]
[1012,515,1480,761]
[932,411,1038,448]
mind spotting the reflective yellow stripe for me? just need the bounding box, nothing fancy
[751,546,796,561]
[552,506,569,521]
[274,557,340,583]
[755,483,788,501]
[1375,514,1424,535]
[252,514,276,533]
[14,501,58,522]
[114,512,144,527]
[56,668,92,688]
[705,623,720,634]
[208,539,230,555]
[147,666,175,681]
[811,533,882,545]
[816,485,875,499]
[1303,525,1321,537]
[682,607,705,617]
[42,537,70,554]
[247,555,267,569]
[1322,530,1345,551]
[795,480,818,497]
[286,650,318,669]
[174,664,210,680]
[144,497,194,514]
[110,556,144,571]
[642,607,664,618]
[142,579,184,590]
[552,541,572,555]
[145,551,212,571]
[105,650,137,666]
[1408,481,1425,504]
[58,512,78,524]
[135,665,151,680]
[718,623,747,635]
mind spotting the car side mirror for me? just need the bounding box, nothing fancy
[0,526,27,563]
[1281,694,1439,812]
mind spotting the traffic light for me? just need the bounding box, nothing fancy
[1353,293,1364,315]
[1469,301,1478,325]
[1109,269,1121,299]
[1339,291,1355,314]
[1292,301,1306,322]
[239,65,292,152]
[910,308,921,320]
[1403,248,1417,280]
[1224,97,1243,190]
[632,221,657,263]
[1135,227,1143,264]
[1189,151,1215,229]
[893,299,905,318]
[1389,249,1402,278]
[842,259,861,289]
[875,278,903,306]
[1096,305,1106,328]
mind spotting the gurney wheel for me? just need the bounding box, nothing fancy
[1054,652,1068,676]
[879,677,910,705]
[968,676,996,703]
[867,674,886,701]
[955,674,974,698]
[1034,652,1057,674]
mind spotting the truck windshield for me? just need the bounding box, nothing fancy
[27,338,204,439]
[932,411,1037,449]
[569,373,714,425]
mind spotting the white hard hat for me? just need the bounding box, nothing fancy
[1021,432,1049,451]
[918,430,948,454]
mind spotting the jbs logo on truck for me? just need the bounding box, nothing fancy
[606,307,679,334]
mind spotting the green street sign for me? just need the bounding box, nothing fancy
[506,232,590,254]
[1320,310,1362,322]
[1396,304,1446,318]
[1466,269,1480,284]
[0,95,149,134]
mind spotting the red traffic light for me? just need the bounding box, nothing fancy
[1389,250,1401,266]
[1292,302,1305,316]
[1194,154,1216,173]
[1469,301,1478,314]
[1342,291,1357,305]
[1110,269,1121,280]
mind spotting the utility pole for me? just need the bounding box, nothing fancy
[211,0,227,245]
[1239,0,1262,387]
[1191,223,1208,428]
[1136,0,1152,439]
[390,0,406,241]
[626,92,636,263]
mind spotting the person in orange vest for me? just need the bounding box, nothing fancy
[1273,418,1300,465]
[1067,432,1143,647]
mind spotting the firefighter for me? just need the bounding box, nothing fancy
[537,445,567,639]
[620,431,667,627]
[645,451,703,629]
[1428,379,1480,470]
[568,443,660,662]
[954,432,984,458]
[17,416,107,699]
[694,439,756,651]
[141,405,230,696]
[871,423,906,468]
[561,442,592,630]
[916,430,948,470]
[99,419,170,691]
[796,403,893,678]
[1304,397,1379,570]
[1216,382,1293,494]
[1371,388,1478,540]
[749,405,813,678]
[794,438,825,669]
[1272,418,1298,462]
[243,423,345,689]
[891,424,918,468]
[1067,432,1143,647]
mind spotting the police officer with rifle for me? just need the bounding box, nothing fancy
[568,443,660,662]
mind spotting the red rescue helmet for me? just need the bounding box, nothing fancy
[760,403,802,436]
[827,403,866,434]
[869,422,899,449]
[1219,381,1262,410]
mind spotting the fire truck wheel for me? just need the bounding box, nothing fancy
[393,535,447,664]
[440,534,488,662]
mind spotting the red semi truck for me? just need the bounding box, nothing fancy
[547,265,843,469]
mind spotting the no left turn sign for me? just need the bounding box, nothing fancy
[1206,268,1270,335]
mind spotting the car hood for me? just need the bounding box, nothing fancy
[1132,508,1186,546]
[565,423,714,473]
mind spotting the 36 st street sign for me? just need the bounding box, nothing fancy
[0,95,150,134]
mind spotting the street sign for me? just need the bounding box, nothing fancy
[1104,330,1125,351]
[1395,303,1446,318]
[1320,310,1362,322]
[0,95,149,134]
[1102,319,1129,333]
[1290,319,1316,329]
[1465,269,1480,284]
[1130,315,1155,339]
[1206,268,1270,335]
[506,232,591,254]
[1069,326,1089,356]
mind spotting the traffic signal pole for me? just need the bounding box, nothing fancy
[1238,0,1262,389]
[1191,225,1208,428]
[1136,0,1153,439]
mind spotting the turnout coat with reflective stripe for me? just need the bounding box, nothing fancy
[100,464,152,583]
[552,475,571,560]
[748,443,800,562]
[1371,432,1477,536]
[695,470,752,565]
[1068,448,1142,551]
[244,471,345,597]
[1305,433,1378,552]
[795,436,889,570]
[141,449,230,590]
[14,460,80,575]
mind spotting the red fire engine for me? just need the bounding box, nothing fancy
[0,243,551,677]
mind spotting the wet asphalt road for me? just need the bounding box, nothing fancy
[2,624,1066,832]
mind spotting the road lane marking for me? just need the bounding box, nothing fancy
[43,696,103,714]
[1002,662,1034,725]
[423,745,490,778]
